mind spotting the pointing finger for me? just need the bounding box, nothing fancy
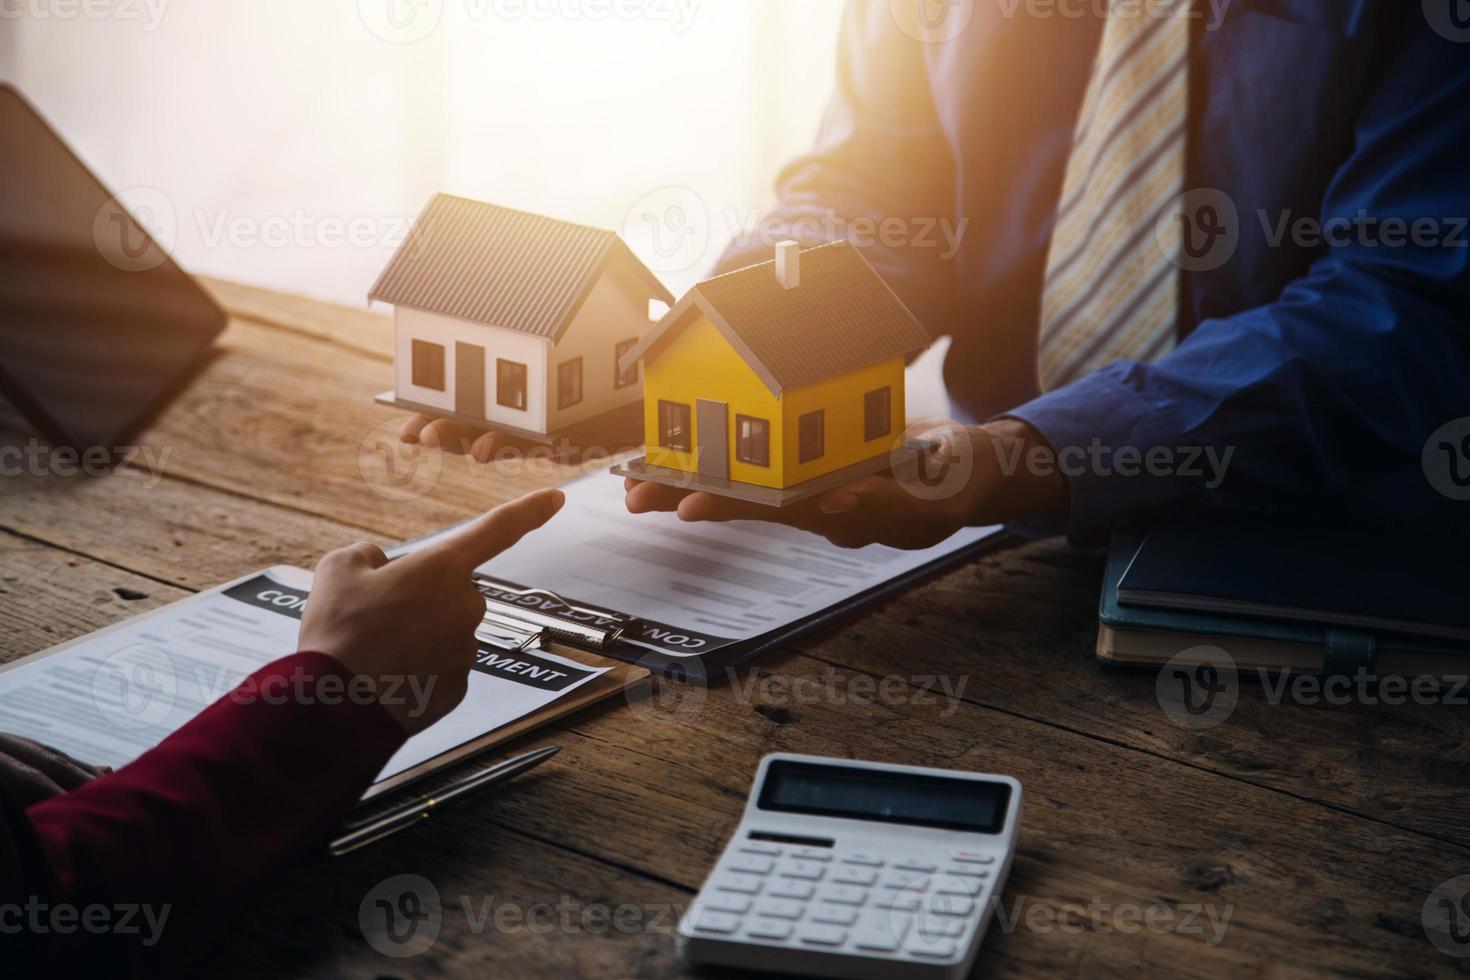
[416,488,566,573]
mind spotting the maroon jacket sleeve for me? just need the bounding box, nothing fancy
[0,651,408,977]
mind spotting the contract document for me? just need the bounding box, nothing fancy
[0,567,614,796]
[404,472,1006,669]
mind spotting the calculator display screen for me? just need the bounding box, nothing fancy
[757,761,1010,834]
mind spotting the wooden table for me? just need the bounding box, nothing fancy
[2,279,1466,979]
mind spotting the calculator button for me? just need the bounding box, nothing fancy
[819,886,868,907]
[876,892,923,911]
[853,930,901,953]
[951,850,995,864]
[831,867,878,887]
[715,873,764,894]
[745,919,794,941]
[854,910,911,951]
[904,935,959,959]
[768,880,816,901]
[934,876,984,897]
[894,858,938,873]
[702,893,752,915]
[842,853,885,867]
[923,896,975,918]
[692,910,740,934]
[780,860,826,881]
[797,925,847,947]
[881,872,927,890]
[943,865,991,879]
[912,916,965,938]
[789,847,833,862]
[728,854,775,875]
[809,905,859,927]
[753,899,805,921]
[740,841,783,856]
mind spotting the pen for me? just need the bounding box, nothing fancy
[328,745,560,857]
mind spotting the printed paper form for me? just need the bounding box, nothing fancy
[455,473,1004,655]
[0,568,608,784]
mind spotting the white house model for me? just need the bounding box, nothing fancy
[369,194,674,440]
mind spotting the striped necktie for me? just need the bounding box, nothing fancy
[1037,0,1193,392]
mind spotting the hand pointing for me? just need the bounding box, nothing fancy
[298,488,566,733]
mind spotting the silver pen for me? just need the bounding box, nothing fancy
[329,745,560,857]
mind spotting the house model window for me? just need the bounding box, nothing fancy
[614,338,639,389]
[864,387,892,441]
[411,340,445,391]
[736,415,770,467]
[658,400,691,452]
[497,359,528,411]
[558,357,584,409]
[798,410,825,463]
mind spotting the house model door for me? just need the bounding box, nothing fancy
[696,399,729,481]
[455,342,485,418]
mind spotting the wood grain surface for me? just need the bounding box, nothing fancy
[0,278,1465,978]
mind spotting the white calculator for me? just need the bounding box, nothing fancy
[677,753,1022,980]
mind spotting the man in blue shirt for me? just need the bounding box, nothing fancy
[618,0,1470,547]
[422,1,1470,548]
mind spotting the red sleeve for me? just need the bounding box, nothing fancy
[0,651,408,976]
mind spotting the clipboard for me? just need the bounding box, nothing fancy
[364,577,647,802]
[0,565,649,810]
[459,540,1010,684]
[335,579,652,832]
[391,472,1012,683]
[361,639,647,804]
[290,572,651,804]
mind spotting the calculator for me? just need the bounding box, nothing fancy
[677,753,1022,980]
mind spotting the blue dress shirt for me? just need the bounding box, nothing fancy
[718,0,1470,543]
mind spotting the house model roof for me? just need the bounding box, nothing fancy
[368,193,674,343]
[619,241,930,396]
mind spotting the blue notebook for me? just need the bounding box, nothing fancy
[1097,522,1468,678]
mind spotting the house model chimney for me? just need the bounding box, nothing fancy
[775,240,801,290]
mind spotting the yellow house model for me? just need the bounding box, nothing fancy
[612,241,931,506]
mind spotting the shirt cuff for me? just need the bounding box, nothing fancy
[1002,365,1203,546]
